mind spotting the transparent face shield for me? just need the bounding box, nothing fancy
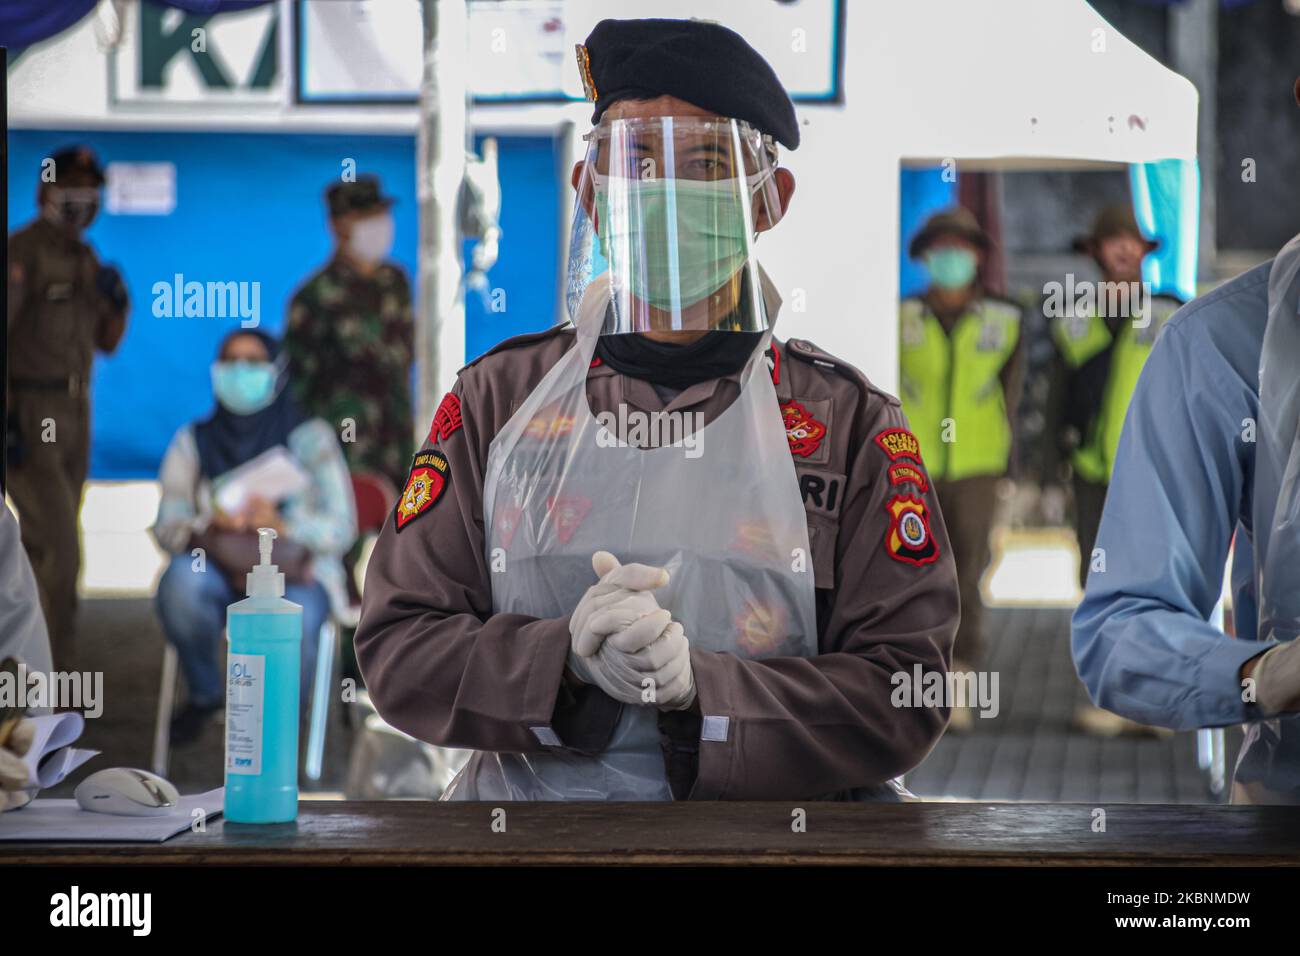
[565,116,784,335]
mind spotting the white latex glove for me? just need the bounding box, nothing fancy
[567,551,671,700]
[1249,639,1300,715]
[601,621,696,711]
[0,719,35,812]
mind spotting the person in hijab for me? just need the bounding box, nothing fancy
[152,329,356,745]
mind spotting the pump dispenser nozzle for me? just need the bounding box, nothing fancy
[246,526,286,598]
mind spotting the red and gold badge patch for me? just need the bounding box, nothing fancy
[734,601,786,657]
[525,410,576,441]
[888,462,930,493]
[874,427,923,464]
[781,400,827,458]
[494,500,524,549]
[731,519,778,559]
[427,392,463,444]
[547,494,591,544]
[884,494,939,567]
[395,450,450,532]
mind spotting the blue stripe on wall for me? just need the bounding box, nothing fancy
[899,165,958,299]
[8,129,562,480]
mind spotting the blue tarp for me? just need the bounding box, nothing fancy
[9,130,563,480]
[899,167,960,299]
[1129,158,1200,302]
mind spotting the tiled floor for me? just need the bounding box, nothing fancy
[906,606,1235,803]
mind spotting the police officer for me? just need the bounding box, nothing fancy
[1051,205,1182,590]
[7,146,128,673]
[355,18,960,801]
[1072,78,1300,803]
[899,207,1023,683]
[283,175,414,491]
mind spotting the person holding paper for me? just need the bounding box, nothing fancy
[0,721,36,813]
[152,330,356,745]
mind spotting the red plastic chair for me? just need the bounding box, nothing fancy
[351,471,399,536]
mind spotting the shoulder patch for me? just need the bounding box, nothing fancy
[459,323,572,373]
[784,337,900,407]
[981,295,1026,320]
[426,392,464,444]
[888,461,929,493]
[395,450,451,532]
[884,494,939,567]
[780,399,828,458]
[874,427,924,464]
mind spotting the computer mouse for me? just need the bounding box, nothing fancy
[74,768,180,816]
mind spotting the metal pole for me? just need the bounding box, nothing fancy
[416,0,468,440]
[1170,0,1217,283]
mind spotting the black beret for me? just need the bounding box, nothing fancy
[325,174,396,217]
[579,18,799,150]
[48,146,105,187]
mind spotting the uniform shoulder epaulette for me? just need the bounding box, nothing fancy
[459,322,572,373]
[981,295,1026,319]
[784,338,900,407]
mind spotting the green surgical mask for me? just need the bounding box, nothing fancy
[594,178,752,311]
[925,248,979,290]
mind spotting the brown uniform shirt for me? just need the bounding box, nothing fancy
[355,326,959,800]
[8,217,123,382]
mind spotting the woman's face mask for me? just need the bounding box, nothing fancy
[44,187,100,232]
[924,247,979,290]
[212,361,277,415]
[593,176,760,311]
[347,213,395,265]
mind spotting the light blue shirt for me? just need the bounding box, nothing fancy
[1072,262,1273,732]
[153,417,357,614]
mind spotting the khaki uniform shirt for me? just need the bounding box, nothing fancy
[8,217,119,383]
[355,326,960,800]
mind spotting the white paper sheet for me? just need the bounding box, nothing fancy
[21,712,99,789]
[0,788,224,842]
[213,446,310,514]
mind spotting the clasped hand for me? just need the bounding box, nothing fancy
[567,551,695,711]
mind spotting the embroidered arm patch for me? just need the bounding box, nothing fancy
[395,450,451,532]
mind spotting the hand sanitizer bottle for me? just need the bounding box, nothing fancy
[224,527,301,823]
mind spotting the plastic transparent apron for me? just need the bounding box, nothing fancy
[1240,232,1300,802]
[440,277,817,800]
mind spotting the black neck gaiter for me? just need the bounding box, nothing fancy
[595,330,764,390]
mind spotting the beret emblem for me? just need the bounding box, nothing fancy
[574,44,598,102]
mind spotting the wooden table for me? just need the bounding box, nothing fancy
[6,801,1300,866]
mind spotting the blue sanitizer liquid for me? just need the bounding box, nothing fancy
[224,528,301,824]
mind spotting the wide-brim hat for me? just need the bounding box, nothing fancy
[908,207,992,259]
[1072,204,1158,254]
[49,146,106,187]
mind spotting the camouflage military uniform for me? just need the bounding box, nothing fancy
[284,257,414,489]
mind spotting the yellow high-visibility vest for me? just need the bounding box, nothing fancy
[898,296,1022,481]
[1050,294,1180,484]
